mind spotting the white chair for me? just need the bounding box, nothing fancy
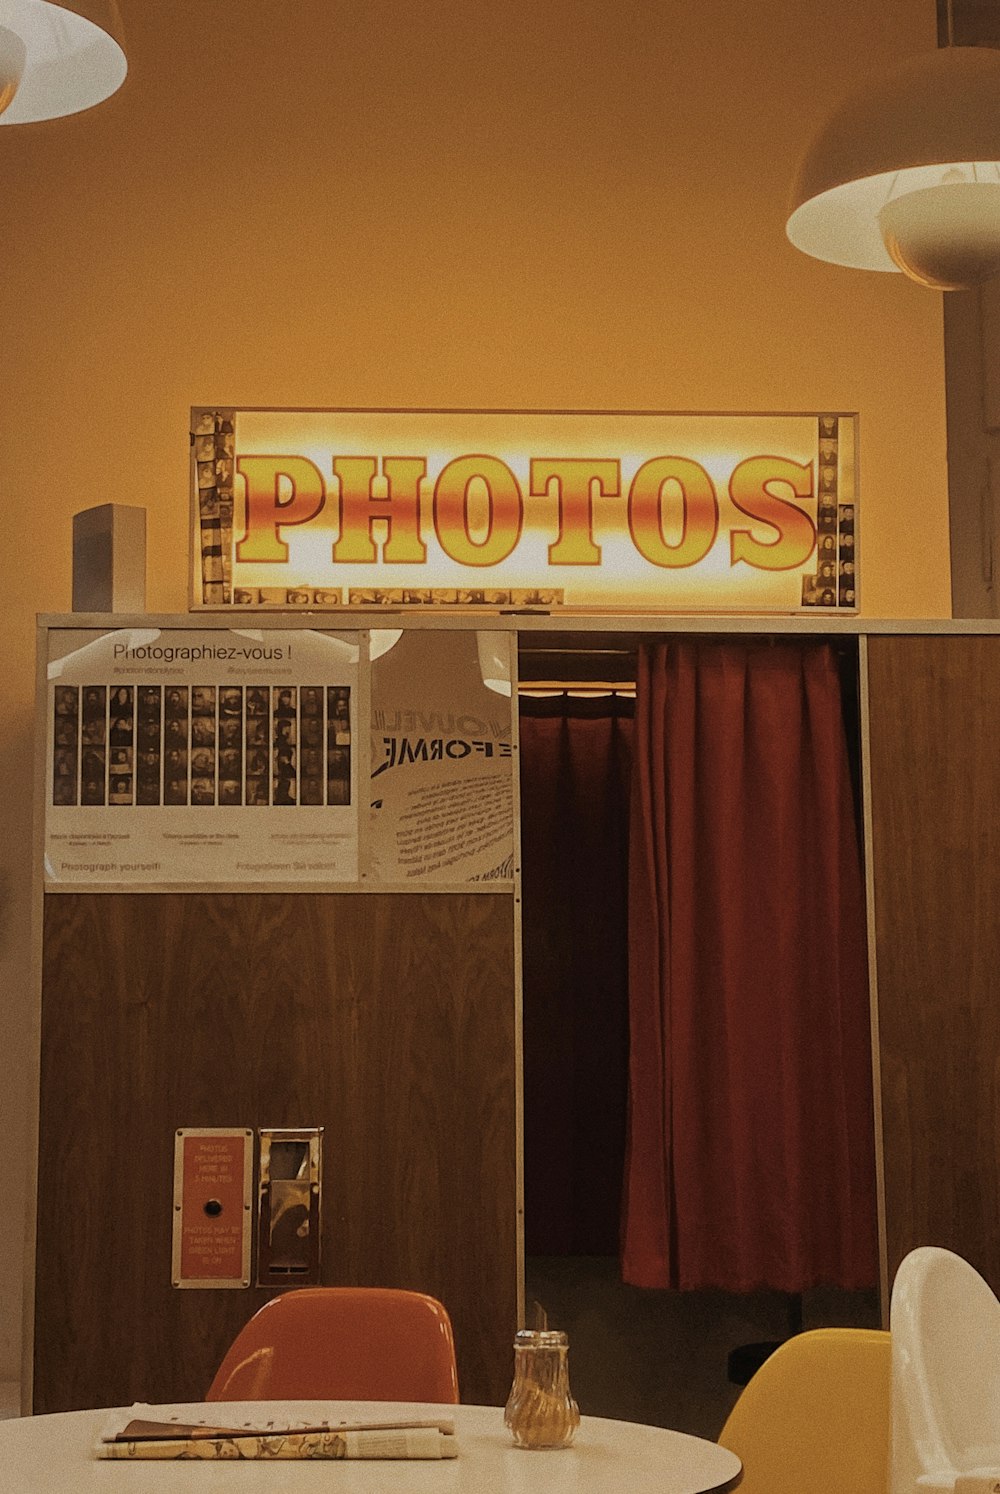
[891,1246,1000,1494]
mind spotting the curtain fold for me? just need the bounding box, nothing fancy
[519,693,633,1255]
[621,640,878,1292]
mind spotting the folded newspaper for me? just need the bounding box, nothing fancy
[95,1405,458,1461]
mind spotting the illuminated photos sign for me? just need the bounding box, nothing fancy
[191,408,858,612]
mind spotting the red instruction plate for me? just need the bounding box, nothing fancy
[172,1128,252,1288]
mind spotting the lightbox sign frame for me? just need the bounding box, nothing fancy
[190,407,858,613]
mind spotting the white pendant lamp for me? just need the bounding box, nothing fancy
[0,0,126,124]
[786,45,1000,290]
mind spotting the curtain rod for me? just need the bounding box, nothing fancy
[517,683,636,698]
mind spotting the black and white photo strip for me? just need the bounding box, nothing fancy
[53,684,352,808]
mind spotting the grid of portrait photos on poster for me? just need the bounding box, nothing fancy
[52,684,352,808]
[800,414,857,610]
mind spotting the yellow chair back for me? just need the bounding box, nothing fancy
[718,1327,891,1494]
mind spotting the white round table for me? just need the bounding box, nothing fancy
[0,1400,742,1492]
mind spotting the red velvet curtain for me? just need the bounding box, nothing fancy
[519,693,633,1255]
[621,639,877,1292]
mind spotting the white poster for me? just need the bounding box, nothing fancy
[368,630,515,884]
[45,628,359,886]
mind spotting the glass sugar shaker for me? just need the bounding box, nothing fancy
[504,1328,580,1449]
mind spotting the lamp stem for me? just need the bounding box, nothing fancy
[946,0,955,48]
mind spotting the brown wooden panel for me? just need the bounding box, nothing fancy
[867,636,1000,1293]
[35,892,516,1412]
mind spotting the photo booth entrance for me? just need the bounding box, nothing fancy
[25,617,1000,1424]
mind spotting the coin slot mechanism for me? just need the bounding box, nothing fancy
[257,1127,323,1286]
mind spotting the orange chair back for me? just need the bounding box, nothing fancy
[205,1287,460,1404]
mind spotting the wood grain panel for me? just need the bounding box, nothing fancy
[866,636,1000,1293]
[35,893,516,1412]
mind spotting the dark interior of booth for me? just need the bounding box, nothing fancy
[516,632,879,1439]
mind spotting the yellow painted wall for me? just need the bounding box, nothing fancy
[0,0,946,1380]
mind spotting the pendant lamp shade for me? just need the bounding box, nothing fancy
[787,47,1000,290]
[0,0,126,124]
